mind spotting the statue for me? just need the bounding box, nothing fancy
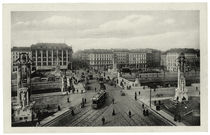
[12,53,35,123]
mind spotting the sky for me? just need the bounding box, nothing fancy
[11,11,199,51]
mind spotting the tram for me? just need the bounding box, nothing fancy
[91,90,107,109]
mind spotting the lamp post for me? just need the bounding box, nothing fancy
[149,87,152,108]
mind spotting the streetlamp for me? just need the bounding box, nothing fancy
[149,87,152,108]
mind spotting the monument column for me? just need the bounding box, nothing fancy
[16,64,22,106]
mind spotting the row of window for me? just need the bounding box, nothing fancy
[36,61,68,66]
[89,58,112,60]
[32,50,72,57]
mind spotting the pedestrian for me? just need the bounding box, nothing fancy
[135,95,137,100]
[71,109,75,116]
[102,117,105,125]
[128,110,132,118]
[143,109,146,116]
[158,100,161,105]
[112,98,115,104]
[95,87,96,92]
[67,97,70,103]
[58,105,61,111]
[84,98,87,103]
[142,103,144,109]
[77,89,78,93]
[139,91,140,95]
[146,109,149,116]
[154,100,157,105]
[112,109,116,116]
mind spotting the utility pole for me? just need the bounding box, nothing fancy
[150,88,152,108]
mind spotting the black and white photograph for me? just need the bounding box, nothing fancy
[2,3,208,133]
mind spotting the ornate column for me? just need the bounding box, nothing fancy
[26,63,31,101]
[41,50,43,67]
[46,50,48,66]
[16,64,22,106]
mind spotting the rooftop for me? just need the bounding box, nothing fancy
[166,48,199,54]
[11,47,31,51]
[31,43,72,49]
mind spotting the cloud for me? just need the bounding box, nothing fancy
[12,15,87,30]
[79,14,194,38]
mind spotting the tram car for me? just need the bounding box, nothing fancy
[91,90,107,109]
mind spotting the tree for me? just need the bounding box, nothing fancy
[71,58,90,70]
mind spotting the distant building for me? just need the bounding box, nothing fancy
[113,49,129,69]
[164,48,199,72]
[160,52,167,69]
[128,49,148,70]
[74,49,114,70]
[11,47,31,72]
[74,48,161,71]
[31,43,73,70]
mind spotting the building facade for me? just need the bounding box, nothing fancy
[113,49,129,69]
[74,48,161,71]
[12,43,73,72]
[128,49,148,70]
[87,49,113,70]
[163,49,199,72]
[31,43,73,70]
[11,47,32,72]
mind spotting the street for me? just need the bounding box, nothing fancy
[51,76,170,126]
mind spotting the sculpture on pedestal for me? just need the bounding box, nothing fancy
[174,53,188,102]
[12,53,35,123]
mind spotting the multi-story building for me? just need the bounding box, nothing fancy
[150,49,161,68]
[88,49,114,70]
[11,47,32,72]
[113,49,129,69]
[128,49,148,70]
[31,43,73,70]
[164,48,199,72]
[160,52,167,69]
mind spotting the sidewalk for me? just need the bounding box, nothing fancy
[125,90,186,126]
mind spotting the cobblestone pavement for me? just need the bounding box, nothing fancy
[51,78,171,126]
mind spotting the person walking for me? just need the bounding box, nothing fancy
[128,110,132,118]
[142,103,144,109]
[58,105,61,111]
[139,91,141,95]
[112,109,116,116]
[95,87,97,92]
[102,117,105,125]
[112,98,115,104]
[143,109,146,116]
[146,109,149,116]
[71,109,75,116]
